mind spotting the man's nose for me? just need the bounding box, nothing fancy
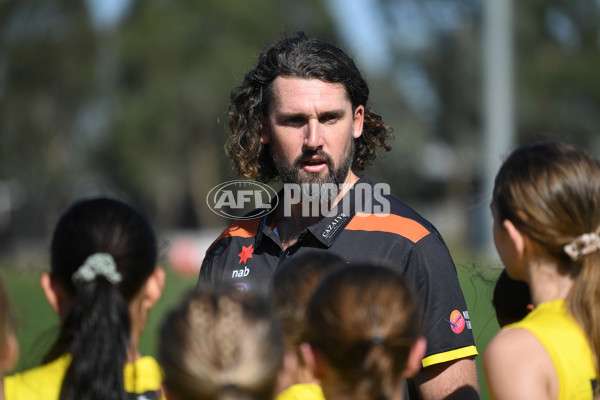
[304,119,324,150]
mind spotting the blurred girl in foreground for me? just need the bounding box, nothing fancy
[270,251,345,400]
[4,197,165,399]
[159,287,285,400]
[303,263,426,400]
[484,141,600,399]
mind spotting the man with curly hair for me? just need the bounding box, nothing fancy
[199,33,479,400]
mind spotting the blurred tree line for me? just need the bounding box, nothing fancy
[1,0,600,256]
[0,0,336,251]
[369,0,600,227]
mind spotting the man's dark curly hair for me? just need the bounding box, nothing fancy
[226,32,393,183]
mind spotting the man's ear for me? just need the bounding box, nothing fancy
[352,105,364,139]
[141,267,165,311]
[403,336,427,378]
[503,219,525,258]
[40,272,64,315]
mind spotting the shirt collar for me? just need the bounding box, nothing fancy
[307,174,375,246]
[254,175,376,248]
[255,200,279,248]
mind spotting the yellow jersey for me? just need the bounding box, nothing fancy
[276,383,325,400]
[506,299,597,400]
[4,353,165,400]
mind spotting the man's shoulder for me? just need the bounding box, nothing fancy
[219,217,263,239]
[348,181,438,244]
[205,216,263,254]
[356,175,435,224]
[200,216,263,281]
[345,210,431,244]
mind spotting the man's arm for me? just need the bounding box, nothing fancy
[399,231,479,400]
[412,357,479,400]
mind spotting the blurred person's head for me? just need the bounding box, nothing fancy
[270,251,345,392]
[304,263,426,400]
[159,287,285,400]
[42,197,165,400]
[491,140,600,375]
[492,269,533,327]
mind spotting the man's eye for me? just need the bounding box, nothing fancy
[321,115,338,123]
[284,117,305,126]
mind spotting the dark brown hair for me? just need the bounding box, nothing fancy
[46,197,158,400]
[492,141,600,377]
[305,262,422,400]
[270,251,345,351]
[226,32,393,182]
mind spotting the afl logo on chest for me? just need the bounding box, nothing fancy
[206,180,278,220]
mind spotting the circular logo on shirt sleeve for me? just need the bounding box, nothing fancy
[448,310,466,334]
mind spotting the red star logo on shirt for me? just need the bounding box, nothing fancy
[238,244,254,264]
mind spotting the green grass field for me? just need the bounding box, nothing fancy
[457,261,503,400]
[1,258,502,400]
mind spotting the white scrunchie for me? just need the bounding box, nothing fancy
[564,233,600,262]
[72,253,122,285]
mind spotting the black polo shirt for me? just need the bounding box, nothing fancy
[199,175,478,367]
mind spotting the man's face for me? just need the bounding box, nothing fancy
[262,76,364,191]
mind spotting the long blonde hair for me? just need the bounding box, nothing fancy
[159,287,285,400]
[492,141,600,377]
[304,262,423,400]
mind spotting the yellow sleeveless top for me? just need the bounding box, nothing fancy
[506,299,597,400]
[276,383,325,400]
[4,353,165,400]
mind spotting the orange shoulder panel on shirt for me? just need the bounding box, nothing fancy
[206,219,261,254]
[216,218,261,241]
[345,212,430,243]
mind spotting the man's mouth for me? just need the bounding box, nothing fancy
[300,157,328,172]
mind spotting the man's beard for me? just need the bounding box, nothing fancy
[273,139,355,205]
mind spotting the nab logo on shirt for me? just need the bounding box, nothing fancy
[233,245,253,278]
[232,266,250,278]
